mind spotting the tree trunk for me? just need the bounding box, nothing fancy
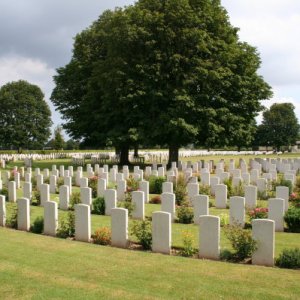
[168,146,179,167]
[134,145,139,158]
[119,145,130,165]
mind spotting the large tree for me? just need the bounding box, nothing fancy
[51,0,272,164]
[255,103,300,151]
[0,80,52,151]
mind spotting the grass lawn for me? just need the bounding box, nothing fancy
[1,155,300,299]
[0,227,300,300]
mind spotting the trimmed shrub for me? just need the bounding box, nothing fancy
[177,205,194,224]
[92,227,111,245]
[117,192,135,216]
[69,192,81,210]
[131,220,152,250]
[149,195,161,204]
[149,176,166,194]
[88,176,98,198]
[174,174,188,206]
[284,207,300,233]
[276,248,300,269]
[0,188,9,198]
[30,216,44,234]
[32,190,41,206]
[56,211,75,238]
[92,197,105,215]
[6,205,18,229]
[224,225,257,261]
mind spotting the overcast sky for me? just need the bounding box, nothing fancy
[0,0,299,137]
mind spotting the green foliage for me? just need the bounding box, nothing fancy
[52,125,66,150]
[0,80,52,150]
[117,192,135,216]
[177,205,194,224]
[199,185,211,196]
[92,227,111,245]
[56,177,64,191]
[0,188,8,198]
[51,0,272,163]
[220,213,229,227]
[180,231,196,257]
[56,211,75,238]
[275,248,300,269]
[255,103,300,150]
[149,176,166,194]
[224,225,257,261]
[92,197,105,215]
[174,174,188,205]
[284,207,300,233]
[32,190,41,206]
[272,178,293,195]
[6,205,18,229]
[30,216,44,234]
[88,176,98,198]
[131,220,152,250]
[126,176,139,192]
[223,178,233,197]
[69,192,81,209]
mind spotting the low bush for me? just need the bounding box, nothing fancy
[224,225,257,261]
[247,207,268,222]
[92,227,111,245]
[56,177,64,191]
[92,197,105,215]
[69,192,81,209]
[177,205,194,224]
[32,190,41,206]
[180,230,196,257]
[199,185,210,195]
[276,248,300,269]
[0,188,9,198]
[149,195,161,204]
[149,176,166,194]
[174,183,187,206]
[126,176,139,192]
[6,205,18,229]
[289,192,300,208]
[56,211,75,238]
[223,178,233,197]
[131,220,152,250]
[88,176,98,198]
[219,213,229,227]
[118,192,135,216]
[30,216,44,234]
[284,207,300,232]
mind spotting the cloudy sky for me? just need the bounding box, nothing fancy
[0,0,299,136]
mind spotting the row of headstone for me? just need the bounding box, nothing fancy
[0,197,275,266]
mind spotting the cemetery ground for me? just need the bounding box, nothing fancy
[1,154,300,299]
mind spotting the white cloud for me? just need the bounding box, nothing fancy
[222,0,300,87]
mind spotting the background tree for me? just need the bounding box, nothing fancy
[65,139,80,150]
[51,0,272,164]
[255,103,300,151]
[52,125,66,150]
[0,80,52,151]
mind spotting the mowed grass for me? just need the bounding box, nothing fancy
[1,155,300,299]
[0,227,300,300]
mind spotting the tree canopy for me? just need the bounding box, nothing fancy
[0,80,52,151]
[255,103,300,151]
[51,0,272,164]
